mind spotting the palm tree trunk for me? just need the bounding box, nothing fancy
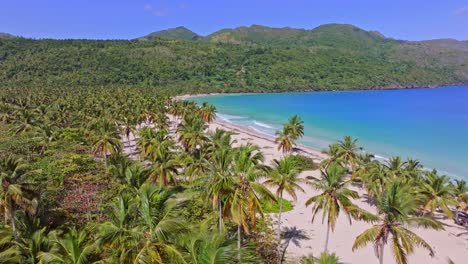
[454,208,460,225]
[277,192,283,264]
[218,197,223,234]
[237,224,242,262]
[324,220,330,252]
[9,206,19,242]
[378,241,384,264]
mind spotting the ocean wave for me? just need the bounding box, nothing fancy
[247,126,273,136]
[216,113,245,123]
[253,121,275,129]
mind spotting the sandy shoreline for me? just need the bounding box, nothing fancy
[205,117,468,264]
[123,106,468,263]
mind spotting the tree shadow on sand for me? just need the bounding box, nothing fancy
[280,226,310,263]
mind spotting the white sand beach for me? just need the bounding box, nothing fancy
[206,119,468,264]
[123,114,468,264]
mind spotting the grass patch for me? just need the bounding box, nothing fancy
[262,198,294,213]
[292,154,318,170]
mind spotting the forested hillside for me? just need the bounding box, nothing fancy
[0,23,467,94]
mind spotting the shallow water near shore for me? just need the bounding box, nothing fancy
[192,86,468,179]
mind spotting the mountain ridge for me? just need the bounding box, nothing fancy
[0,23,466,93]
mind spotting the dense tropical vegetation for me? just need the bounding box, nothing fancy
[1,24,467,93]
[0,85,466,263]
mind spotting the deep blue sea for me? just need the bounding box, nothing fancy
[192,86,468,179]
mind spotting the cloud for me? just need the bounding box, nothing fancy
[453,5,468,16]
[144,4,164,17]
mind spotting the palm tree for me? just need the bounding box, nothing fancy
[306,163,371,252]
[148,147,181,186]
[199,102,217,123]
[336,136,361,171]
[107,153,134,183]
[205,146,236,234]
[231,144,276,259]
[133,184,186,263]
[419,171,457,219]
[300,252,341,264]
[0,156,38,242]
[177,115,208,153]
[0,226,21,263]
[452,179,468,224]
[352,182,443,264]
[275,127,293,154]
[19,227,56,264]
[263,155,305,263]
[137,127,173,161]
[38,228,97,264]
[179,219,256,264]
[286,115,304,140]
[90,118,122,169]
[384,156,407,179]
[96,185,186,263]
[119,116,136,147]
[320,144,345,169]
[361,162,388,200]
[181,151,210,184]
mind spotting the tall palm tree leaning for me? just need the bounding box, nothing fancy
[231,144,276,261]
[0,156,38,242]
[306,162,372,252]
[264,155,306,263]
[352,182,443,264]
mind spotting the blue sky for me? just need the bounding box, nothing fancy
[1,0,467,40]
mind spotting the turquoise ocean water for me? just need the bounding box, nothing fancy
[192,86,468,179]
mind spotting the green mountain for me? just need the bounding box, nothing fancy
[0,24,466,94]
[141,26,199,40]
[205,23,390,49]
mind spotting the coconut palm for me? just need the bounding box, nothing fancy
[38,228,98,264]
[199,102,217,123]
[384,156,407,179]
[148,147,181,186]
[361,162,388,200]
[137,127,172,161]
[177,115,208,153]
[419,171,457,218]
[452,179,468,224]
[306,162,372,252]
[119,116,136,147]
[179,219,256,264]
[19,227,56,264]
[231,144,276,258]
[320,144,345,169]
[263,155,305,262]
[336,136,361,171]
[352,182,443,264]
[181,151,210,184]
[205,146,236,234]
[0,156,38,242]
[90,118,122,169]
[0,226,21,263]
[275,127,293,154]
[96,185,186,263]
[106,153,134,183]
[286,115,304,140]
[300,252,341,264]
